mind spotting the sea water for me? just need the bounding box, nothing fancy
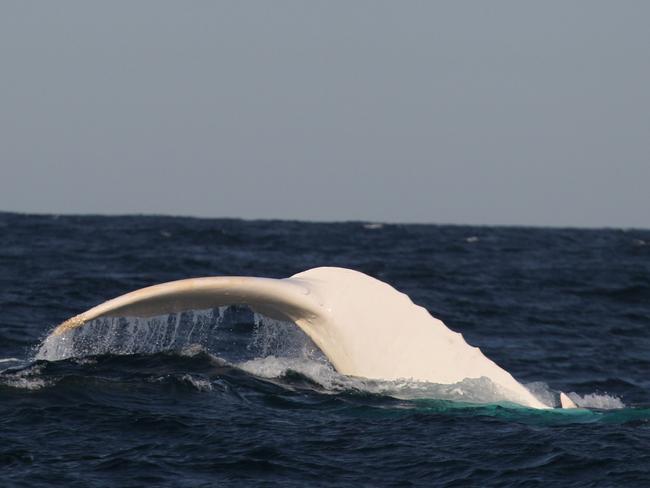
[1,213,649,486]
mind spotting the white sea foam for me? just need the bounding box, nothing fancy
[238,353,557,406]
[180,374,213,392]
[0,364,52,390]
[240,356,344,386]
[173,374,214,392]
[567,392,625,410]
[147,372,214,392]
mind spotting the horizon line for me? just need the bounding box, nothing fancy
[1,209,648,232]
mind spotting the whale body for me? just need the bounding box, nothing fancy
[48,267,575,409]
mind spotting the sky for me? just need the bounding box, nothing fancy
[1,1,649,228]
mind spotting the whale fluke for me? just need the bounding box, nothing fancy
[560,392,578,409]
[49,267,556,409]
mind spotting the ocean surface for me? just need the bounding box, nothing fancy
[1,212,649,487]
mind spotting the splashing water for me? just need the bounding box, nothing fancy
[36,308,231,361]
[566,392,626,410]
[248,312,325,360]
[32,307,625,410]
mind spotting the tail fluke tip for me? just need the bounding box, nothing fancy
[560,392,578,409]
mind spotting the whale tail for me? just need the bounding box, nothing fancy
[47,267,560,410]
[52,275,319,336]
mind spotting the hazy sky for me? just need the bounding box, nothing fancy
[1,1,649,227]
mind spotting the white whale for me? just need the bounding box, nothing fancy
[47,267,576,409]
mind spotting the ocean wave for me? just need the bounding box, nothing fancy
[25,308,635,412]
[1,352,642,431]
[0,363,55,391]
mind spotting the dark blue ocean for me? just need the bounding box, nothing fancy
[1,212,649,487]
